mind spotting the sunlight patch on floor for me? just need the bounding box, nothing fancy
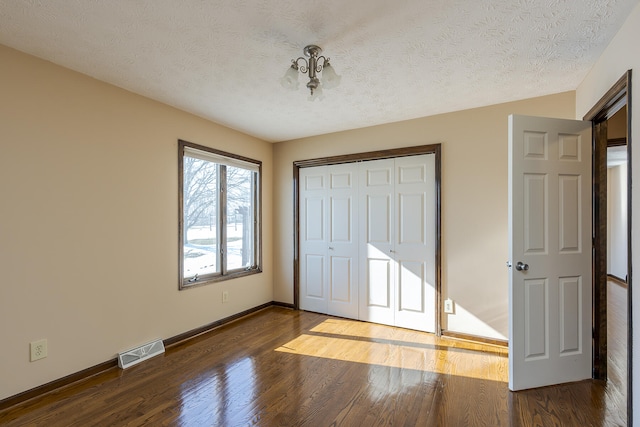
[276,319,508,382]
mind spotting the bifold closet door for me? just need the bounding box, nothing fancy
[300,154,436,333]
[359,155,436,333]
[299,164,359,319]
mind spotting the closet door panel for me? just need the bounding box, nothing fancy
[359,159,396,326]
[394,155,437,332]
[304,255,325,298]
[367,258,392,308]
[398,260,425,313]
[299,167,329,313]
[327,164,359,318]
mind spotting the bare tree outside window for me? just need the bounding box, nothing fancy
[183,157,218,278]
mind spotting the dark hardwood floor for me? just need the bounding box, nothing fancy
[0,295,628,426]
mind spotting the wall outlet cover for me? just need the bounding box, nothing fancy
[30,339,48,362]
[444,299,454,314]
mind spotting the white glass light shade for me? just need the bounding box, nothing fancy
[321,63,341,89]
[280,65,300,90]
[307,84,324,101]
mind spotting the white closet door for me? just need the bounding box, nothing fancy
[299,167,328,313]
[393,154,436,333]
[359,158,396,326]
[326,164,359,318]
[301,154,437,333]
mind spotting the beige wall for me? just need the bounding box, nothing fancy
[273,92,576,341]
[0,45,274,400]
[575,2,639,421]
[607,164,628,280]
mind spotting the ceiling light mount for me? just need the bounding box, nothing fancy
[281,45,341,100]
[303,44,322,59]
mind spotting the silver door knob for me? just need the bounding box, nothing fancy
[515,261,529,271]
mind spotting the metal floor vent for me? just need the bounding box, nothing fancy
[118,339,165,369]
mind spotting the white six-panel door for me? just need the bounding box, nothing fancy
[301,155,436,333]
[508,115,592,391]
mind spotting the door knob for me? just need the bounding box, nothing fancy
[515,261,529,271]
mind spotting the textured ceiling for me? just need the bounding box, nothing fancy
[0,0,638,142]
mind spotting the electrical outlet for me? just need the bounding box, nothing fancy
[222,290,229,303]
[30,339,48,362]
[444,299,454,314]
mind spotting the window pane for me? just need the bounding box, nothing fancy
[183,157,219,279]
[226,166,255,270]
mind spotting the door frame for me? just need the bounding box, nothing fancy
[584,70,632,422]
[293,144,442,334]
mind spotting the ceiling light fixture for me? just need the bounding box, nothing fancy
[280,45,341,101]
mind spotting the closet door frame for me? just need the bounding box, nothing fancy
[293,144,442,335]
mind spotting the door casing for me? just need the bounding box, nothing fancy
[584,70,632,424]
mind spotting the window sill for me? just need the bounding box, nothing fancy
[179,268,262,290]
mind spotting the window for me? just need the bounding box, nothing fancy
[179,140,261,288]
